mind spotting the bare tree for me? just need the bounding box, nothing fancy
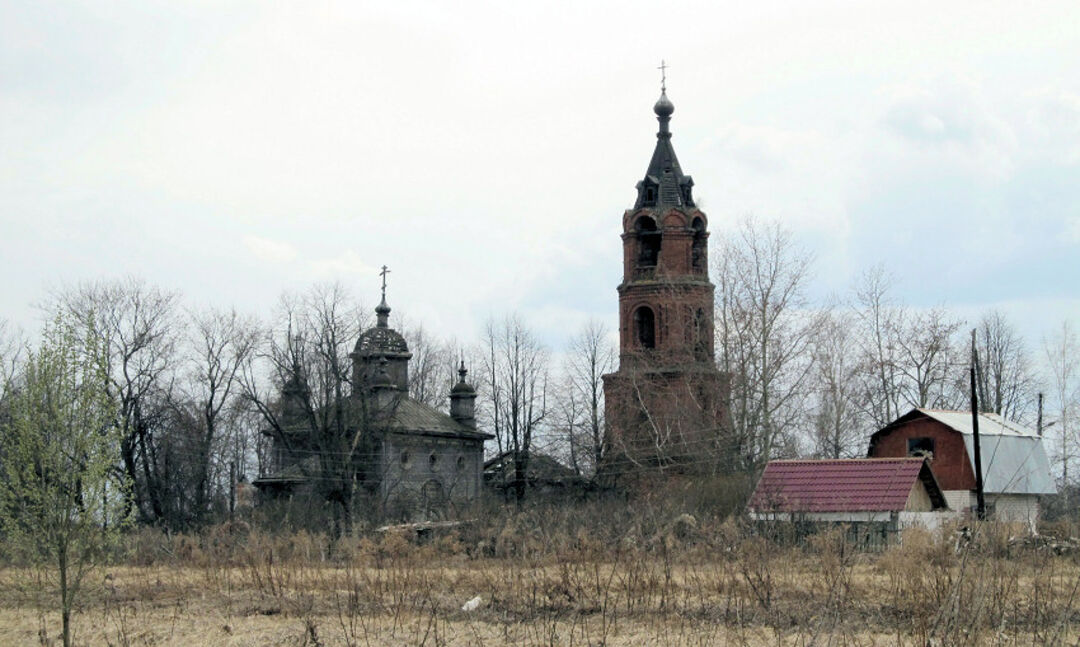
[974,309,1035,421]
[552,376,586,475]
[401,320,449,409]
[714,217,819,473]
[48,278,182,524]
[240,282,370,537]
[481,314,549,502]
[177,307,259,526]
[811,307,864,458]
[893,306,963,410]
[1044,320,1080,499]
[563,320,615,475]
[852,266,904,430]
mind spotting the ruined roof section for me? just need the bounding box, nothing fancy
[482,451,587,488]
[748,458,946,513]
[634,89,695,210]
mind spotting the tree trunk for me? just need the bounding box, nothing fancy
[59,545,71,647]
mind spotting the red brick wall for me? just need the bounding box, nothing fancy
[869,418,976,491]
[602,368,726,469]
[603,204,726,475]
[617,208,714,361]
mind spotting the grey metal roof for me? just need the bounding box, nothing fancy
[387,398,492,440]
[917,409,1035,438]
[916,409,1057,495]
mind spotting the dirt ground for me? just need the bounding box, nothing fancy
[1,548,1077,647]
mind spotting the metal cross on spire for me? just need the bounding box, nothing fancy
[658,60,669,92]
[379,265,390,302]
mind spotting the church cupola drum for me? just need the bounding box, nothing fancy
[601,81,728,475]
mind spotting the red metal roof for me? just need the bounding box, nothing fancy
[748,458,932,513]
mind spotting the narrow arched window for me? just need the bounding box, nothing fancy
[636,217,661,267]
[691,217,706,273]
[634,306,656,349]
[693,308,709,360]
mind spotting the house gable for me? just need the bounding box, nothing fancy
[869,408,1056,496]
[869,412,977,491]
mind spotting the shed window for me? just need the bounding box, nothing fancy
[907,437,935,458]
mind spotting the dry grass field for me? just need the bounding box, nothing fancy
[2,511,1080,646]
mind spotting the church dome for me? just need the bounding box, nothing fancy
[451,379,476,395]
[450,360,475,395]
[653,90,674,118]
[354,326,409,356]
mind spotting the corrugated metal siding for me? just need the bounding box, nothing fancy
[963,434,1056,495]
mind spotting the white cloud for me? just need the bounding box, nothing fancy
[308,251,378,279]
[243,235,297,264]
[878,78,1018,177]
[3,1,1080,351]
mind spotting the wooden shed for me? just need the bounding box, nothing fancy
[869,408,1056,529]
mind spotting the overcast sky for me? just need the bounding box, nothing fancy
[2,0,1078,350]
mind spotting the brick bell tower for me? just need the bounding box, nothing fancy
[601,82,727,475]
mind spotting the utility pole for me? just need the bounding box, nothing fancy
[1038,392,1044,437]
[229,460,236,524]
[970,329,986,521]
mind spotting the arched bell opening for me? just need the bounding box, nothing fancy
[691,217,707,274]
[693,308,710,361]
[634,306,656,350]
[636,216,661,268]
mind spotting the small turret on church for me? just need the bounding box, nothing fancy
[449,361,477,429]
[602,79,728,475]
